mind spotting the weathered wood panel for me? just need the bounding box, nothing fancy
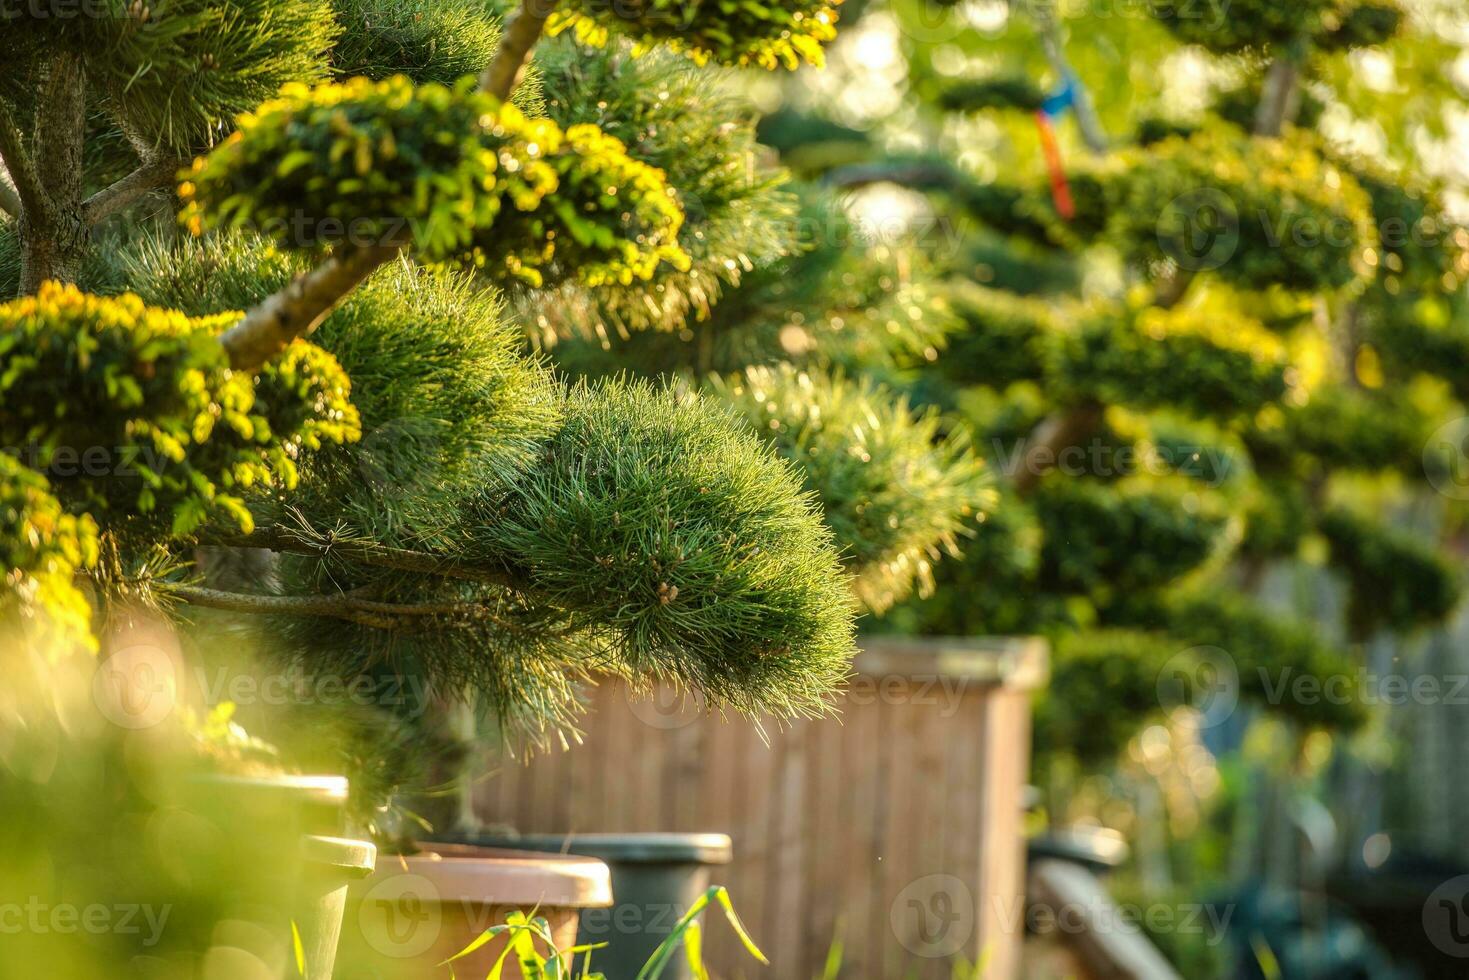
[472,637,1047,979]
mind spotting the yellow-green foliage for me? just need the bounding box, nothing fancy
[469,121,690,288]
[180,76,688,289]
[0,283,358,535]
[0,455,98,655]
[549,0,842,70]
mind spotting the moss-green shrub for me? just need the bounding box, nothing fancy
[1108,130,1375,294]
[1050,303,1289,419]
[1154,590,1366,730]
[1320,508,1460,634]
[1244,386,1431,476]
[941,285,1058,388]
[937,76,1047,114]
[1032,475,1230,599]
[1149,0,1335,52]
[1318,1,1405,49]
[1034,629,1184,771]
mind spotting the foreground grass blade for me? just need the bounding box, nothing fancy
[636,886,767,980]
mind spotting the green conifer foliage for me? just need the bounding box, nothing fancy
[3,0,340,151]
[1050,303,1290,418]
[712,365,992,612]
[533,44,797,335]
[118,233,560,547]
[473,380,855,716]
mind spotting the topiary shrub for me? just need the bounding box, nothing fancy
[0,283,358,534]
[549,0,843,70]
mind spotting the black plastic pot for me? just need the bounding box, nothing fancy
[445,832,732,980]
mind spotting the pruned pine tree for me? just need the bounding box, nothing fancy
[0,0,995,824]
[764,0,1468,782]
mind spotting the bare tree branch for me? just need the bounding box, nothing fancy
[0,101,46,221]
[207,519,526,591]
[1010,401,1105,494]
[0,169,20,220]
[163,582,531,632]
[479,0,558,100]
[1254,55,1303,137]
[83,153,184,226]
[221,242,403,370]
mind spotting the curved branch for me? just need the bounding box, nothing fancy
[479,0,558,100]
[84,153,184,225]
[164,583,531,632]
[0,172,19,220]
[221,242,403,370]
[1010,400,1105,495]
[0,101,45,221]
[207,521,526,591]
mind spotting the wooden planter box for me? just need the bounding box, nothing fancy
[473,636,1047,979]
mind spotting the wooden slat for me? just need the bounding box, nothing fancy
[473,637,1046,980]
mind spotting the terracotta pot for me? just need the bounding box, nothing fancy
[342,844,613,979]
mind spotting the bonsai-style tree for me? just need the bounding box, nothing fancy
[0,0,995,833]
[756,0,1468,818]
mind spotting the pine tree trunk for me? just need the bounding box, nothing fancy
[16,50,88,293]
[18,218,87,293]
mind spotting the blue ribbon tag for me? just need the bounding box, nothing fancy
[1041,74,1078,118]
